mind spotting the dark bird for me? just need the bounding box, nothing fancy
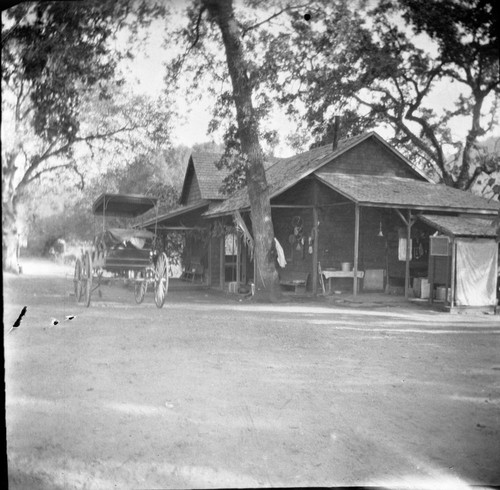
[8,306,27,334]
[50,318,59,326]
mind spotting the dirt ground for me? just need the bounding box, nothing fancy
[3,259,500,489]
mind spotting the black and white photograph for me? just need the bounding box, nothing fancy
[2,0,499,488]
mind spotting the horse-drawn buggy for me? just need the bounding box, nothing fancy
[73,193,169,308]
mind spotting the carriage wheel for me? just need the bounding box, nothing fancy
[134,271,147,304]
[74,258,83,302]
[154,253,169,308]
[83,251,93,308]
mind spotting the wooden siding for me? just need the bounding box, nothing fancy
[317,203,355,270]
[321,138,425,179]
[358,207,387,271]
[272,177,314,205]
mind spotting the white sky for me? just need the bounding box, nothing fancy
[120,8,499,159]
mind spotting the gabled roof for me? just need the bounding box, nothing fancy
[418,214,499,237]
[180,151,281,203]
[314,173,500,214]
[203,132,429,218]
[180,152,231,202]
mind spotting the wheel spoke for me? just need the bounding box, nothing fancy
[154,253,169,308]
[84,251,92,307]
[134,271,147,304]
[74,259,83,302]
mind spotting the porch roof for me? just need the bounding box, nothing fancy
[141,200,210,229]
[418,214,499,238]
[203,132,421,218]
[314,173,500,214]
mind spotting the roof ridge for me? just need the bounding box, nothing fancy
[319,172,428,181]
[277,131,373,160]
[191,151,223,156]
[192,131,371,160]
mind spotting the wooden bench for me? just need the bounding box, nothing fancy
[279,270,309,294]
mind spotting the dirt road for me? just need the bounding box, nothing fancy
[3,260,500,489]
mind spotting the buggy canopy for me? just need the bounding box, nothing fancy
[93,193,157,218]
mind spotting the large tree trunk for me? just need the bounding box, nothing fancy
[456,91,486,190]
[203,0,281,301]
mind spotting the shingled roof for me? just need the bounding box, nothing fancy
[203,132,427,217]
[182,152,231,201]
[418,214,499,237]
[182,151,281,202]
[314,173,499,214]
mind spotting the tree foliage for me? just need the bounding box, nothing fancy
[22,139,195,260]
[261,0,499,195]
[1,0,167,271]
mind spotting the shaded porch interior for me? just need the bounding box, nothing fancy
[223,176,497,311]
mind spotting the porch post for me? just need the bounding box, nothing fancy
[236,233,241,285]
[207,233,212,287]
[405,209,412,298]
[428,253,434,305]
[312,206,319,295]
[242,239,247,284]
[450,239,456,309]
[219,229,225,289]
[353,203,360,296]
[312,181,319,295]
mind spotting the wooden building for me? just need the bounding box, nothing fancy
[145,132,499,310]
[141,152,229,284]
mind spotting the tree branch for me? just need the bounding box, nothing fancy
[191,6,206,50]
[355,90,445,181]
[240,3,312,37]
[25,163,74,185]
[14,124,137,196]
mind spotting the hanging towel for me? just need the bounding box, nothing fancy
[398,238,412,261]
[274,238,287,268]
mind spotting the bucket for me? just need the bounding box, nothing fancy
[341,262,352,272]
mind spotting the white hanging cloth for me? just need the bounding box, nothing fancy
[455,238,498,306]
[274,238,287,268]
[398,238,412,261]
